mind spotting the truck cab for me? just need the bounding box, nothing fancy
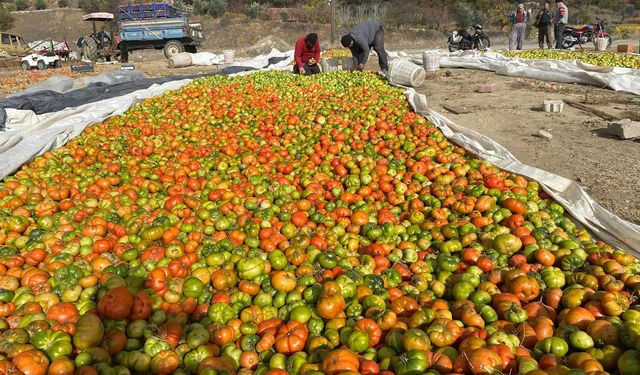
[0,32,32,57]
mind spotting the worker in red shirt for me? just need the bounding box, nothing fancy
[293,33,320,75]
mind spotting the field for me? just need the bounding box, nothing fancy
[0,38,639,375]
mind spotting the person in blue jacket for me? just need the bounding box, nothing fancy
[340,20,389,75]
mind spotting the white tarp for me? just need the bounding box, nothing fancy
[0,60,638,255]
[405,88,640,256]
[409,50,640,95]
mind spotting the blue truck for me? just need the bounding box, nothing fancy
[118,3,204,59]
[80,3,203,62]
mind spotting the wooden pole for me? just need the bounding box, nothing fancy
[330,0,336,46]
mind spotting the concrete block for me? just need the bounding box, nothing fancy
[608,119,640,139]
[617,44,635,53]
[537,129,553,140]
[543,100,564,113]
[478,83,496,93]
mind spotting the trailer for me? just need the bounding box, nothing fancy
[117,3,204,59]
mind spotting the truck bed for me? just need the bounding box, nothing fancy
[119,18,203,43]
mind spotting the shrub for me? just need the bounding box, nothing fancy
[194,0,227,17]
[0,6,14,30]
[14,0,28,11]
[58,0,70,7]
[280,11,288,22]
[245,1,260,20]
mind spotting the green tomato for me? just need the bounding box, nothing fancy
[534,337,569,358]
[347,330,370,353]
[30,329,73,360]
[391,350,428,375]
[289,305,312,324]
[570,331,594,350]
[182,277,204,298]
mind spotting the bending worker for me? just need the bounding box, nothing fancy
[293,33,321,75]
[340,20,389,75]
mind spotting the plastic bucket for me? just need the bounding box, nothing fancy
[320,58,341,73]
[341,57,355,71]
[422,51,440,72]
[388,58,426,87]
[595,38,608,51]
[168,52,192,68]
[223,50,235,64]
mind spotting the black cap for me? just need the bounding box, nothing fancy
[306,33,318,45]
[341,34,353,47]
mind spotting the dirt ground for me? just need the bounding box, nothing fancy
[415,68,640,225]
[1,50,639,226]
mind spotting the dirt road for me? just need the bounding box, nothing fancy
[416,68,640,225]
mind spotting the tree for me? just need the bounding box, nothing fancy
[35,0,46,9]
[452,1,485,29]
[14,0,28,11]
[245,1,260,19]
[0,5,14,31]
[58,0,70,7]
[194,0,228,17]
[621,3,636,21]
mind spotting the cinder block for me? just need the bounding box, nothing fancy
[543,100,564,113]
[617,44,635,53]
[608,119,640,139]
[478,83,496,93]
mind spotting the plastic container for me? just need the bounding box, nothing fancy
[595,38,608,51]
[341,57,355,71]
[422,51,440,72]
[223,50,235,64]
[168,52,192,68]
[388,58,426,87]
[543,100,564,113]
[320,58,341,73]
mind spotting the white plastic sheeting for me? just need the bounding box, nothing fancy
[178,49,294,68]
[411,50,640,95]
[8,70,149,97]
[405,88,640,256]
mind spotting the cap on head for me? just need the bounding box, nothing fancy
[306,33,318,45]
[518,3,524,8]
[341,34,353,48]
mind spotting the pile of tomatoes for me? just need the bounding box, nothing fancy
[0,70,639,375]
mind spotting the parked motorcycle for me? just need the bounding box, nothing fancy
[447,24,491,52]
[562,19,612,49]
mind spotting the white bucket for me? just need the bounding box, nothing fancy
[388,58,426,87]
[168,52,192,68]
[320,58,341,73]
[422,51,440,72]
[595,38,608,51]
[223,50,235,64]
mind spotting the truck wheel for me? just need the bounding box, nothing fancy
[82,37,99,61]
[37,60,47,70]
[21,61,30,70]
[164,40,184,58]
[54,60,62,69]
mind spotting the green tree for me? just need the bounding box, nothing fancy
[194,0,228,17]
[0,5,14,31]
[14,0,28,11]
[452,1,486,28]
[35,0,46,10]
[58,0,70,7]
[245,1,260,19]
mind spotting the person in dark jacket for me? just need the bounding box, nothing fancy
[293,33,321,75]
[534,1,554,49]
[340,21,388,74]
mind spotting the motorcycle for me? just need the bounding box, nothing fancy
[562,18,612,49]
[447,24,491,52]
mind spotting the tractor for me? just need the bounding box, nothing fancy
[78,12,120,62]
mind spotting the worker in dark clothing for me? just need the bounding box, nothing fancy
[340,21,389,75]
[293,33,321,75]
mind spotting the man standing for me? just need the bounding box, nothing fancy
[509,4,530,51]
[293,33,321,75]
[340,20,389,75]
[535,1,554,49]
[554,0,569,49]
